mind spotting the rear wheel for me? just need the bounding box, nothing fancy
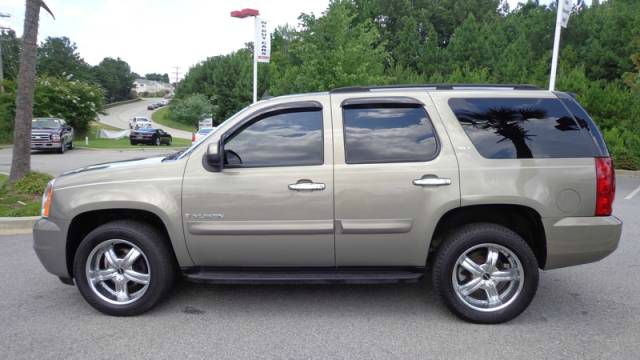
[154,137,160,146]
[432,223,539,324]
[73,220,176,316]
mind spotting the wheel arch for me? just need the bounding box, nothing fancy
[65,208,183,277]
[429,204,547,268]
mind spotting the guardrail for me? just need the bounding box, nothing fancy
[103,98,142,109]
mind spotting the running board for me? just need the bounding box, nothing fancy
[182,268,425,284]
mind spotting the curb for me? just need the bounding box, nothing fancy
[616,169,640,177]
[0,216,38,235]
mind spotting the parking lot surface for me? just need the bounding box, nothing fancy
[1,175,639,359]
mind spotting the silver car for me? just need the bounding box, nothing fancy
[33,85,622,323]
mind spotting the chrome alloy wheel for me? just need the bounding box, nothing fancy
[452,243,524,312]
[85,239,151,305]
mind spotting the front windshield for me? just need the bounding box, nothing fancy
[169,105,254,161]
[32,118,60,129]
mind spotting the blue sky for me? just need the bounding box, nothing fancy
[0,0,593,78]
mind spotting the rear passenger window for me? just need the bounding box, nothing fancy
[343,105,438,164]
[449,98,598,159]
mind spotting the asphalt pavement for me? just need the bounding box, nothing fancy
[0,147,176,176]
[99,98,193,139]
[1,176,639,359]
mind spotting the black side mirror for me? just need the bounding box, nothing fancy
[203,142,222,172]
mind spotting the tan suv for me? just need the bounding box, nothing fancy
[33,85,622,323]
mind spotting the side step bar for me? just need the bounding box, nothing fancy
[182,268,425,284]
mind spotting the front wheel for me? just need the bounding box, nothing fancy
[73,220,177,316]
[432,223,539,324]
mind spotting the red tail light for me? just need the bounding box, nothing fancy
[192,132,196,142]
[595,157,615,216]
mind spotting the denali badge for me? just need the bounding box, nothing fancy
[185,213,224,221]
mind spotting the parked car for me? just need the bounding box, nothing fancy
[31,117,74,153]
[129,116,151,130]
[33,84,621,323]
[129,128,172,146]
[192,127,215,144]
[147,104,158,110]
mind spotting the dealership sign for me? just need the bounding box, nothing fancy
[255,18,270,63]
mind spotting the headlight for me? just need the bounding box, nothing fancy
[51,134,60,142]
[41,179,55,217]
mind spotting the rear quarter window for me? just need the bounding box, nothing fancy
[449,98,599,159]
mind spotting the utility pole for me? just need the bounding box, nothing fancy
[0,12,12,93]
[172,66,180,85]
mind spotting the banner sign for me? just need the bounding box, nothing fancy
[560,0,573,28]
[255,17,271,63]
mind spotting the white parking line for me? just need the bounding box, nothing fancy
[625,184,640,200]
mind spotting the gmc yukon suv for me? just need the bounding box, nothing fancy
[33,85,621,323]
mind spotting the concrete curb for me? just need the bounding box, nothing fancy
[616,169,640,177]
[103,98,142,109]
[0,216,38,235]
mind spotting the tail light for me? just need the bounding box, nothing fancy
[595,157,615,216]
[192,132,196,142]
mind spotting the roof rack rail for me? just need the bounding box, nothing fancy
[330,84,541,93]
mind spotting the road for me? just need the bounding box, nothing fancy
[99,98,193,140]
[0,177,639,359]
[0,147,176,176]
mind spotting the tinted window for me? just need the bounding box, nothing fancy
[449,98,598,159]
[556,94,608,156]
[224,109,323,167]
[343,105,438,164]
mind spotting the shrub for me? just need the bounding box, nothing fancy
[9,172,53,195]
[168,94,212,127]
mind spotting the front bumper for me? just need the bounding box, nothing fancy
[543,215,622,270]
[33,216,71,279]
[31,142,62,150]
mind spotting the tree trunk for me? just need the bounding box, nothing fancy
[9,0,41,181]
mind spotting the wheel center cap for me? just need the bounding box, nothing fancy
[117,268,124,275]
[482,273,491,280]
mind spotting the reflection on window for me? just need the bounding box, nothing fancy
[343,105,437,164]
[449,98,598,159]
[224,110,323,167]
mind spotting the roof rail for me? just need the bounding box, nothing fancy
[330,84,541,93]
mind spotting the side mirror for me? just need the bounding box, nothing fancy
[204,142,222,172]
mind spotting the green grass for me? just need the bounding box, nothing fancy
[151,107,196,132]
[0,172,53,217]
[74,121,191,149]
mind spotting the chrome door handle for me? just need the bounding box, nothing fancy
[413,175,451,187]
[288,179,326,191]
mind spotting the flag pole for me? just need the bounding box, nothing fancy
[549,0,566,91]
[253,16,258,103]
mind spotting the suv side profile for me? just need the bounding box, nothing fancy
[33,85,621,323]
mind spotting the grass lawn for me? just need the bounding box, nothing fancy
[151,107,196,133]
[0,172,52,217]
[75,121,191,149]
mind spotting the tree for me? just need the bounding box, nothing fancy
[144,73,170,83]
[10,0,54,182]
[92,57,135,102]
[37,36,92,81]
[1,30,21,84]
[168,94,212,127]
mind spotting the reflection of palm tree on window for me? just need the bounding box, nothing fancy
[459,107,555,159]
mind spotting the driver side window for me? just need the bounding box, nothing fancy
[224,109,323,167]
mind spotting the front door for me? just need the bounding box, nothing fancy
[330,92,460,267]
[182,98,335,266]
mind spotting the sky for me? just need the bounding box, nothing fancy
[0,0,592,80]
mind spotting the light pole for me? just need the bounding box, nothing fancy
[231,8,260,103]
[0,12,12,93]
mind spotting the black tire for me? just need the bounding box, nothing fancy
[68,141,73,150]
[130,141,137,146]
[73,220,177,316]
[58,142,65,154]
[432,223,539,324]
[154,137,160,146]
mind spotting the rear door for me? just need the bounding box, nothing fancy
[330,91,460,267]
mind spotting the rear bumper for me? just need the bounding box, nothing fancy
[543,216,622,270]
[33,216,71,279]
